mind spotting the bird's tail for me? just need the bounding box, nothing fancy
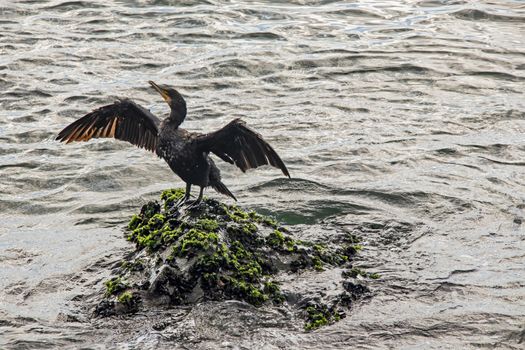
[211,181,237,201]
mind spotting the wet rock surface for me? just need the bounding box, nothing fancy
[94,189,374,330]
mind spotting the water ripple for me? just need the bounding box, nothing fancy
[1,0,524,349]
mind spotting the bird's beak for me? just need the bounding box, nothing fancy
[149,81,171,104]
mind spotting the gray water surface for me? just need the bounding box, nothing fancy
[1,0,524,349]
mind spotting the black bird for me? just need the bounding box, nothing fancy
[56,81,290,206]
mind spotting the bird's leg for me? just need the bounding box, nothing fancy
[195,186,204,204]
[186,187,204,209]
[184,183,192,202]
[175,183,192,207]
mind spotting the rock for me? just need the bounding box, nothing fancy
[94,188,374,330]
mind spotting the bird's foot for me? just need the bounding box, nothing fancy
[185,199,203,210]
[172,194,191,208]
[174,198,187,208]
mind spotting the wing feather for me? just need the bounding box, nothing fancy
[56,99,160,152]
[196,119,290,177]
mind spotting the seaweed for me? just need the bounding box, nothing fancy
[304,303,343,331]
[104,277,127,296]
[117,291,133,304]
[343,267,381,280]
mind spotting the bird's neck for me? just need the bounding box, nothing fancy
[167,109,185,128]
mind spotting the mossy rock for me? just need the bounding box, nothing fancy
[96,188,374,330]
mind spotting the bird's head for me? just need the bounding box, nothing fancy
[149,81,186,118]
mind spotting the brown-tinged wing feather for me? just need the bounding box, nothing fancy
[56,99,160,152]
[196,119,290,177]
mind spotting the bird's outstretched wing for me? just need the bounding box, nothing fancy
[56,99,160,152]
[196,118,290,177]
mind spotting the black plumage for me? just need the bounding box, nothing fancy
[56,81,290,205]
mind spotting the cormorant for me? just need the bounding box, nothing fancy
[56,81,290,206]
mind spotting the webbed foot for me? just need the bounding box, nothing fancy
[184,186,204,210]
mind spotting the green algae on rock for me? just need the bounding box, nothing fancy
[304,303,342,331]
[104,277,128,296]
[343,267,381,280]
[96,188,372,330]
